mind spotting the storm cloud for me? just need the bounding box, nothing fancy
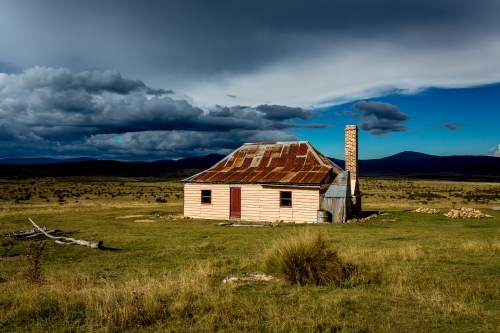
[1,1,500,107]
[350,101,410,135]
[256,105,312,121]
[0,67,318,159]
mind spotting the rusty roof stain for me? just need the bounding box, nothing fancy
[182,141,343,185]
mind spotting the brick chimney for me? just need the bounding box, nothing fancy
[345,125,361,212]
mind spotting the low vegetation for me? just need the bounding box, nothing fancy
[265,230,349,286]
[360,177,500,209]
[0,176,499,332]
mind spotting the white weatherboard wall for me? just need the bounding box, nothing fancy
[184,183,230,220]
[241,185,319,223]
[184,183,319,223]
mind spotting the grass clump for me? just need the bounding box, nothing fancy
[27,241,46,284]
[264,230,349,285]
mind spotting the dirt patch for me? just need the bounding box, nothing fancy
[221,273,278,284]
[115,215,146,219]
[134,219,156,223]
[0,255,28,262]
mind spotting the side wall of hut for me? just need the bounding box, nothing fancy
[320,197,352,223]
[184,183,230,220]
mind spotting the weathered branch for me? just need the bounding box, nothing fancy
[1,227,47,238]
[28,218,103,249]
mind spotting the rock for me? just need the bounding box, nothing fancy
[444,207,493,219]
[413,207,440,214]
[346,213,379,223]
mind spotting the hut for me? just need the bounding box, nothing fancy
[182,125,361,223]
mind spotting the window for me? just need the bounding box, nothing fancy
[280,191,292,207]
[201,190,211,204]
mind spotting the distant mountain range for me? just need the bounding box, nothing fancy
[0,157,96,164]
[0,151,499,179]
[329,151,500,178]
[0,154,228,178]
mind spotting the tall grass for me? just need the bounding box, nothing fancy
[27,241,46,284]
[0,263,378,333]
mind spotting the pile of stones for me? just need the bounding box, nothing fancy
[159,214,186,220]
[444,207,493,219]
[346,213,379,223]
[413,207,441,214]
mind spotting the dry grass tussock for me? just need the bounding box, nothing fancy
[264,230,357,286]
[461,240,500,254]
[342,243,422,265]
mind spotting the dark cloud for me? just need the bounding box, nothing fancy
[442,122,460,130]
[350,101,410,135]
[227,95,236,98]
[2,0,498,80]
[0,129,298,161]
[0,67,169,96]
[256,104,312,121]
[0,67,321,159]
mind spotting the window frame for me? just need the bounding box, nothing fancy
[280,191,292,208]
[201,189,212,204]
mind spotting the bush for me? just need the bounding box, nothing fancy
[264,230,346,286]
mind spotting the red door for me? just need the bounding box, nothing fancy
[230,187,241,218]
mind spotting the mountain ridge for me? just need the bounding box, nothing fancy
[0,151,498,178]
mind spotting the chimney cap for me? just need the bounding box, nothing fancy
[345,125,357,129]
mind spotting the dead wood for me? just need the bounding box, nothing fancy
[1,227,47,239]
[28,218,103,249]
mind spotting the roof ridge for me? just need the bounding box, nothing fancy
[243,141,309,145]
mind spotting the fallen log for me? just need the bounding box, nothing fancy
[28,218,103,249]
[22,230,60,239]
[1,227,47,238]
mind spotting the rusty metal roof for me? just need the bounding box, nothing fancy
[182,141,343,185]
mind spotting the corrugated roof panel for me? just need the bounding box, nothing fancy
[288,171,310,183]
[240,157,253,169]
[292,156,306,169]
[267,156,279,168]
[297,142,308,155]
[280,171,299,182]
[324,171,351,198]
[271,145,283,157]
[182,141,343,185]
[301,170,326,183]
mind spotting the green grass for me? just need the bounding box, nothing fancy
[1,177,500,332]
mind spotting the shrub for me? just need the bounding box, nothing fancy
[264,230,345,285]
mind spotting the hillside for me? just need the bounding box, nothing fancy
[0,151,499,179]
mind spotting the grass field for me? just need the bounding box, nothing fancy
[1,177,499,332]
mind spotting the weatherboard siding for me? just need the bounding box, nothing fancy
[241,185,319,223]
[184,183,319,223]
[183,184,229,220]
